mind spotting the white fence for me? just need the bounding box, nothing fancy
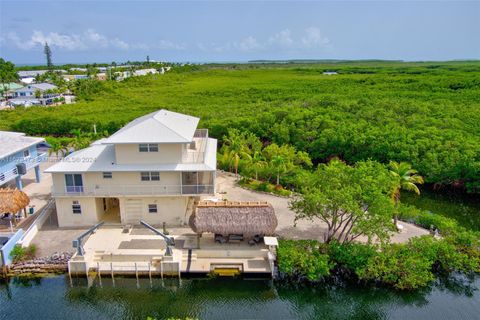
[18,199,55,247]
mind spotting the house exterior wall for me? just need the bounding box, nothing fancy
[115,143,184,164]
[55,195,190,227]
[55,197,102,227]
[0,145,41,185]
[119,196,189,226]
[52,171,183,193]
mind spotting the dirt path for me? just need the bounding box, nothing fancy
[215,171,429,243]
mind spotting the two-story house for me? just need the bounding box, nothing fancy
[0,131,47,189]
[12,83,60,106]
[46,110,217,228]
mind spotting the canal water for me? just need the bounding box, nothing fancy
[1,275,479,320]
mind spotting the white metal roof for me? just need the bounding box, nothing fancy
[101,109,200,144]
[45,138,217,173]
[0,131,45,160]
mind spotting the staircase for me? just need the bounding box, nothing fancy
[184,197,199,224]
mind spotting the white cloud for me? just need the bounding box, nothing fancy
[155,40,186,50]
[234,36,262,52]
[110,38,130,50]
[198,27,331,53]
[4,29,185,51]
[301,27,330,48]
[268,29,294,48]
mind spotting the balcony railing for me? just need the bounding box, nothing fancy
[53,184,215,197]
[25,152,47,170]
[0,167,18,185]
[0,153,46,185]
[180,129,209,164]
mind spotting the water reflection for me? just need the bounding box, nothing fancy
[0,275,479,320]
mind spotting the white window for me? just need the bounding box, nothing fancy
[102,172,112,179]
[72,201,82,214]
[150,172,160,181]
[141,172,151,181]
[139,144,158,152]
[148,204,158,213]
[140,172,160,181]
[23,149,30,157]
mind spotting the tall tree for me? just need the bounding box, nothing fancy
[271,155,287,185]
[250,150,267,180]
[44,42,53,71]
[0,58,18,100]
[290,160,396,244]
[389,161,424,227]
[222,129,251,178]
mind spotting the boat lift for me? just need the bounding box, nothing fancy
[72,222,105,256]
[140,220,175,256]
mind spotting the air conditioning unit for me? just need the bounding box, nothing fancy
[16,163,27,175]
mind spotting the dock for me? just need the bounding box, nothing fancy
[68,226,277,278]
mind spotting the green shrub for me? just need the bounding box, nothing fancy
[9,244,37,263]
[359,241,436,290]
[9,245,26,263]
[277,239,331,281]
[416,212,459,235]
[328,241,377,275]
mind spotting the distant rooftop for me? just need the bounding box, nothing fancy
[17,70,49,78]
[0,131,45,159]
[29,83,57,91]
[101,109,200,144]
[0,83,23,92]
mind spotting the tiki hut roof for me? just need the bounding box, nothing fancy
[0,189,30,214]
[189,201,277,237]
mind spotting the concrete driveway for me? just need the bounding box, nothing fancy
[215,171,429,244]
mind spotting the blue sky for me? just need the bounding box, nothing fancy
[0,1,479,64]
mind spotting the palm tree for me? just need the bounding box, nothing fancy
[271,155,287,185]
[250,151,267,180]
[222,132,250,178]
[389,161,424,227]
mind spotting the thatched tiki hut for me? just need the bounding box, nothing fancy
[0,188,30,219]
[189,201,277,238]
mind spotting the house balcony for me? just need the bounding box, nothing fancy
[0,167,18,185]
[52,184,215,197]
[0,153,46,185]
[25,152,47,170]
[182,129,209,163]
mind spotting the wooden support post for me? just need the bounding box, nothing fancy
[110,262,115,287]
[148,262,152,286]
[160,261,164,280]
[68,262,72,287]
[135,262,139,288]
[97,262,102,287]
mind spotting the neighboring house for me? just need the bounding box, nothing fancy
[0,131,47,190]
[133,68,158,76]
[96,73,107,81]
[12,83,60,106]
[46,110,217,228]
[20,77,36,85]
[0,83,23,99]
[14,83,58,98]
[17,70,49,79]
